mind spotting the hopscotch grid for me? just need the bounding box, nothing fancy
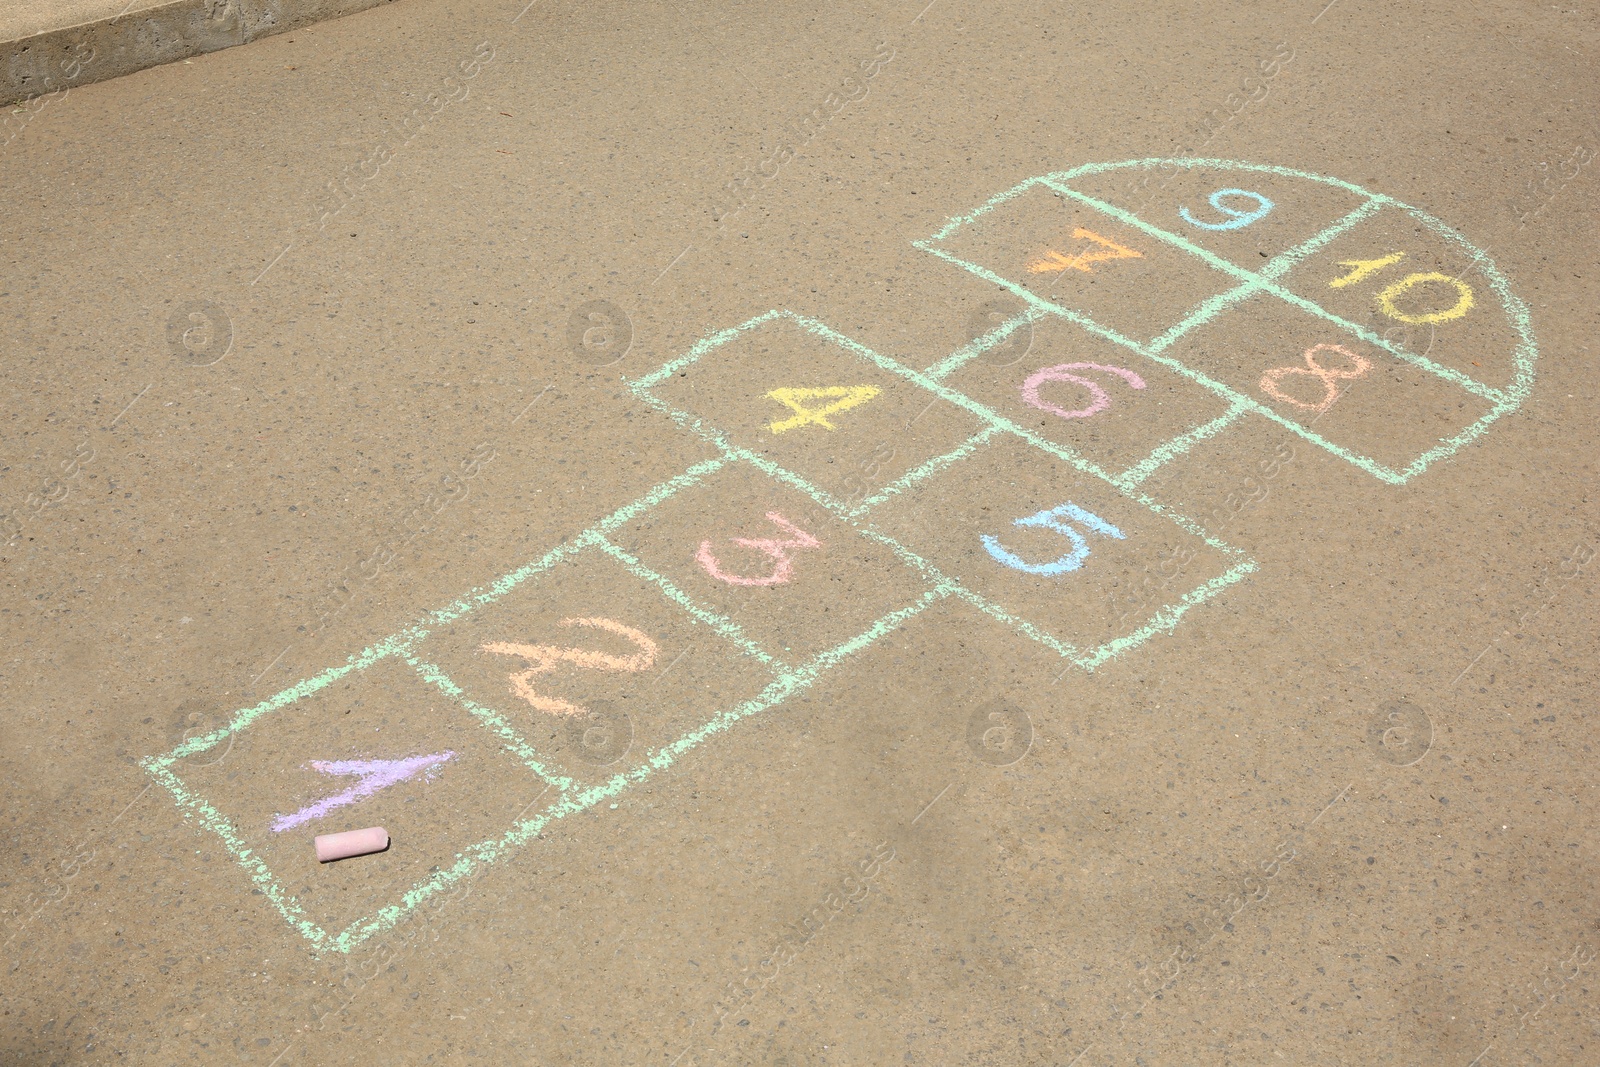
[921,243,1412,484]
[627,312,1262,675]
[1033,176,1506,401]
[146,161,1527,952]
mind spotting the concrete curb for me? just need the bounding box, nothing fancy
[2,0,398,107]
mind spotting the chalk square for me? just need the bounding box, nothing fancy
[154,656,546,938]
[602,459,934,665]
[1159,291,1500,479]
[404,542,779,792]
[641,311,992,505]
[938,314,1236,479]
[863,434,1246,662]
[1044,164,1373,274]
[921,181,1239,347]
[1268,202,1526,396]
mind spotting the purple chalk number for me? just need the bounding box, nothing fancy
[271,751,455,832]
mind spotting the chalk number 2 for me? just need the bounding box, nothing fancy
[982,502,1125,576]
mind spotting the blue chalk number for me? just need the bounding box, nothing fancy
[1179,188,1274,231]
[982,502,1125,576]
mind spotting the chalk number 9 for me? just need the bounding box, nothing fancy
[1180,188,1274,231]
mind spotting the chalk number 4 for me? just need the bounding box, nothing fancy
[982,502,1125,576]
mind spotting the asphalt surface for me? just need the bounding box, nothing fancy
[1,0,1597,1063]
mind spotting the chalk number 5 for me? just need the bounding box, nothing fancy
[982,502,1125,576]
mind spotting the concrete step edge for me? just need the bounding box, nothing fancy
[2,0,398,107]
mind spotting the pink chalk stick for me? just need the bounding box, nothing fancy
[314,826,389,862]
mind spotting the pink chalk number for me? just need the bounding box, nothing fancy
[1020,362,1145,419]
[696,511,821,587]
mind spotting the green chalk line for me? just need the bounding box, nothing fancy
[1256,198,1384,283]
[144,760,336,953]
[591,534,783,668]
[1078,556,1259,670]
[1045,157,1387,202]
[924,305,1046,381]
[629,309,787,391]
[924,174,1053,243]
[1116,401,1251,489]
[406,656,576,791]
[146,638,403,770]
[852,426,1005,515]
